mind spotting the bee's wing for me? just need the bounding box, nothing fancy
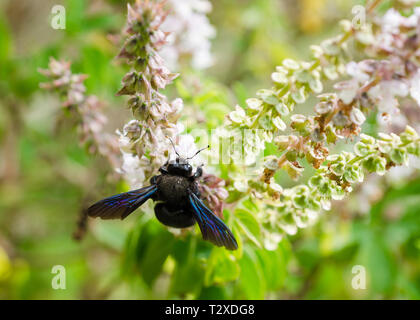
[188,192,238,250]
[87,185,157,220]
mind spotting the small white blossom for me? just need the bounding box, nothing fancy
[118,152,146,189]
[160,0,216,70]
[369,80,408,113]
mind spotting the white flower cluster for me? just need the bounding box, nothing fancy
[377,8,420,54]
[39,58,120,169]
[113,1,229,217]
[117,120,202,189]
[329,7,420,216]
[160,0,216,70]
[337,8,420,124]
[216,4,420,250]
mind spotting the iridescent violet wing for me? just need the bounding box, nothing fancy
[88,185,157,220]
[188,192,238,250]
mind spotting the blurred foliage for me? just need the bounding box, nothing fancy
[1,0,420,300]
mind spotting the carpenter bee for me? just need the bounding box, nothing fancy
[87,141,238,250]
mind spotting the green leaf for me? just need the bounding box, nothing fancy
[237,247,265,299]
[295,245,320,272]
[360,229,397,295]
[373,156,387,176]
[139,228,174,287]
[198,286,229,299]
[234,209,262,247]
[241,198,259,214]
[354,141,370,156]
[344,166,360,183]
[328,243,359,263]
[121,218,148,276]
[255,247,287,291]
[390,148,407,165]
[66,0,87,35]
[123,221,175,287]
[205,248,240,286]
[169,237,204,296]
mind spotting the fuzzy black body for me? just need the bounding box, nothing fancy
[152,174,198,228]
[154,174,197,207]
[87,156,238,250]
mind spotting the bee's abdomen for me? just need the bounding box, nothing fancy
[154,203,195,228]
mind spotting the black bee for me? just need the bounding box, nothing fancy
[87,142,238,250]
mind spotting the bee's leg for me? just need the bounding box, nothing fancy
[150,175,159,185]
[192,165,203,180]
[159,166,169,175]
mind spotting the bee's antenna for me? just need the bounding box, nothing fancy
[166,136,180,158]
[187,145,209,160]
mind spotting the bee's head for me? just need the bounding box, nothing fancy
[167,157,193,176]
[165,137,209,177]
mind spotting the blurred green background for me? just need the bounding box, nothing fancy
[1,0,420,299]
